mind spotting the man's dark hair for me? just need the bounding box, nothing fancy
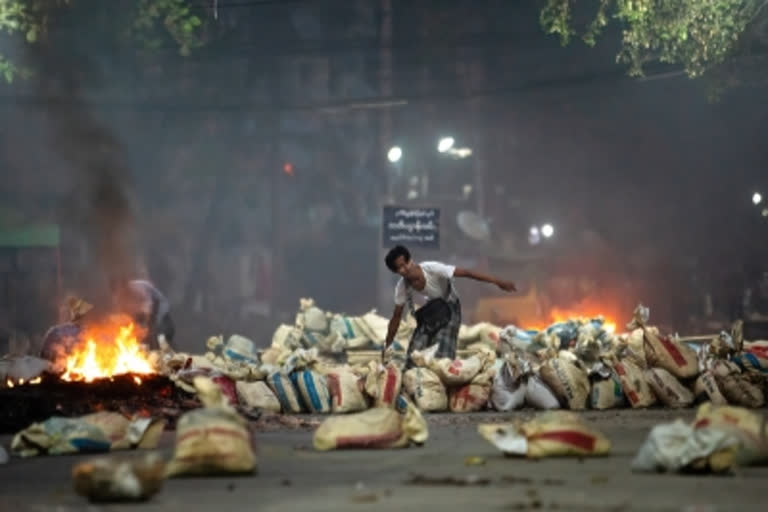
[385,245,411,272]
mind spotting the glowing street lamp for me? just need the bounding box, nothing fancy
[437,137,455,153]
[753,192,763,206]
[541,224,554,238]
[387,146,402,163]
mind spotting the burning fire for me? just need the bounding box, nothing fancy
[61,321,155,383]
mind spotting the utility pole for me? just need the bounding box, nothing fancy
[377,0,394,313]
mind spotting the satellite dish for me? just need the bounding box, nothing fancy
[457,211,491,241]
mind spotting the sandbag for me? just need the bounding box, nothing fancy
[294,370,332,414]
[313,398,428,451]
[235,381,281,413]
[644,367,694,408]
[538,356,589,410]
[403,367,447,412]
[449,368,494,413]
[266,372,305,413]
[693,403,768,465]
[166,377,255,477]
[490,360,526,412]
[525,375,561,410]
[712,361,765,408]
[364,362,403,409]
[643,330,699,379]
[72,452,166,503]
[429,355,484,387]
[589,367,627,410]
[458,322,502,351]
[478,411,611,458]
[731,342,768,378]
[326,366,368,413]
[614,359,657,408]
[693,371,728,406]
[12,412,165,457]
[271,324,302,350]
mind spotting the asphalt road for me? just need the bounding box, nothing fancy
[1,409,766,512]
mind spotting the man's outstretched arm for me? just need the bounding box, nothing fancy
[454,267,517,292]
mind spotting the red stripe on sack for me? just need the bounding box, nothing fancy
[721,413,740,425]
[177,427,249,444]
[659,336,687,367]
[448,360,463,376]
[627,390,639,405]
[451,386,471,409]
[748,346,768,359]
[327,374,342,407]
[530,430,596,451]
[694,418,711,429]
[382,368,397,405]
[614,364,626,377]
[336,429,403,448]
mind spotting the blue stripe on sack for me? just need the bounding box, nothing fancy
[343,317,355,339]
[271,374,291,410]
[743,353,768,373]
[289,373,308,409]
[223,348,258,364]
[304,331,318,346]
[70,438,111,453]
[302,371,323,412]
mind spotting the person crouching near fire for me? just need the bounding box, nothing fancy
[382,245,517,369]
[40,295,94,363]
[110,277,175,351]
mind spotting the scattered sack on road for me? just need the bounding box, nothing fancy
[632,403,768,474]
[236,381,282,413]
[166,377,256,477]
[313,397,428,451]
[614,359,657,408]
[326,366,368,413]
[72,452,165,503]
[644,367,694,408]
[403,367,447,412]
[11,412,165,457]
[364,362,402,409]
[539,356,590,410]
[478,411,611,458]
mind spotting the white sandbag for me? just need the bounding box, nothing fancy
[644,367,694,408]
[266,372,305,413]
[403,367,447,412]
[326,366,368,413]
[429,349,494,387]
[693,371,728,406]
[1,356,50,384]
[712,360,765,408]
[525,375,561,410]
[235,381,281,413]
[589,363,627,410]
[490,359,526,412]
[294,370,332,414]
[458,322,502,350]
[643,330,699,379]
[271,324,302,350]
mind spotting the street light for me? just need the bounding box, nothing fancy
[753,192,763,206]
[437,137,455,153]
[387,146,402,163]
[541,224,554,238]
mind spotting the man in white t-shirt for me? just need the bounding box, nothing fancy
[383,245,516,367]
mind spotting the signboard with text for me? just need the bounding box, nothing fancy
[382,206,440,249]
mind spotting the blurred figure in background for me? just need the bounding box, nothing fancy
[111,277,175,350]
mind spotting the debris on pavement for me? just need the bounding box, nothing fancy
[405,474,491,486]
[478,411,611,458]
[632,403,768,474]
[11,411,165,457]
[72,452,166,502]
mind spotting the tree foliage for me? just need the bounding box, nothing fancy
[0,0,206,82]
[539,0,768,85]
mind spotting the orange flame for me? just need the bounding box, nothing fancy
[61,321,155,383]
[522,298,622,334]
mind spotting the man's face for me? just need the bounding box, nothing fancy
[392,255,415,278]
